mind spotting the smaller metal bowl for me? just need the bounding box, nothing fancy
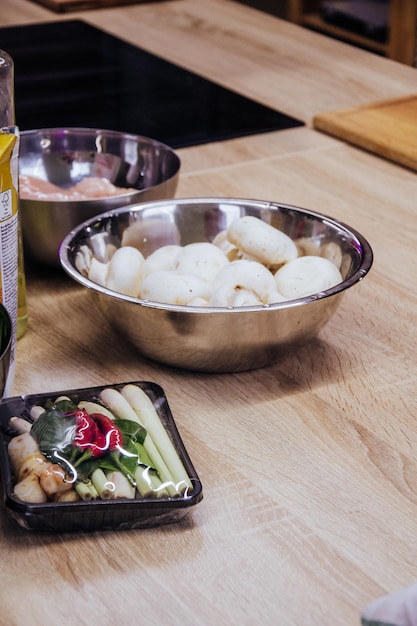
[59,198,373,373]
[19,127,180,266]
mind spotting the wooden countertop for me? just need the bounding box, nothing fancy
[2,1,417,624]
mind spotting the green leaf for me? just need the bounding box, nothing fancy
[43,399,77,414]
[109,451,137,485]
[115,418,147,444]
[72,457,102,481]
[135,442,157,472]
[74,439,140,484]
[117,438,141,473]
[31,405,77,459]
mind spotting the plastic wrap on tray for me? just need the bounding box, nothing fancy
[0,381,203,532]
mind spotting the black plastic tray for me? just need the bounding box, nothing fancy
[0,381,203,532]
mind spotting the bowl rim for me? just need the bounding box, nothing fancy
[0,303,12,359]
[19,126,181,204]
[59,196,374,314]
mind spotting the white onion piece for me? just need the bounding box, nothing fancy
[274,255,343,299]
[140,270,212,305]
[227,215,298,268]
[106,246,145,297]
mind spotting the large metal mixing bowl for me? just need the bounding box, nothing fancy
[59,198,373,373]
[19,127,180,266]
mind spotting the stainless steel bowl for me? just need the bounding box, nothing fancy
[59,198,373,373]
[0,304,12,398]
[19,127,180,266]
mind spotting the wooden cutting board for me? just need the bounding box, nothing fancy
[313,94,417,172]
[29,0,163,12]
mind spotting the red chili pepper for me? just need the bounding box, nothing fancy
[74,410,96,445]
[73,410,107,458]
[71,409,122,463]
[91,413,122,452]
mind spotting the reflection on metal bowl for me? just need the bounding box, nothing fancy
[0,304,12,399]
[59,197,373,373]
[19,127,180,266]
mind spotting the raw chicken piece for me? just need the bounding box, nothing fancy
[19,174,136,201]
[74,176,136,198]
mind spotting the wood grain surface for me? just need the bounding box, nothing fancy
[314,94,417,171]
[1,2,417,625]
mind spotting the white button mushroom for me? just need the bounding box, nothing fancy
[213,259,277,303]
[265,290,288,304]
[174,242,229,283]
[209,283,263,307]
[211,230,228,248]
[75,244,93,277]
[187,296,210,306]
[274,255,343,299]
[105,246,145,297]
[320,242,343,270]
[212,230,242,262]
[140,270,212,305]
[295,237,321,257]
[227,215,298,269]
[88,257,109,287]
[143,245,182,276]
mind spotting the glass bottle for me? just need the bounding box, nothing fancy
[0,49,28,339]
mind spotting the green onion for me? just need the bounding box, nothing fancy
[91,468,114,499]
[121,384,193,494]
[99,387,180,496]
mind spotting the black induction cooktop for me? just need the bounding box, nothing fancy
[0,20,303,148]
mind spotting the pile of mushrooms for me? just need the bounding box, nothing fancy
[76,215,343,307]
